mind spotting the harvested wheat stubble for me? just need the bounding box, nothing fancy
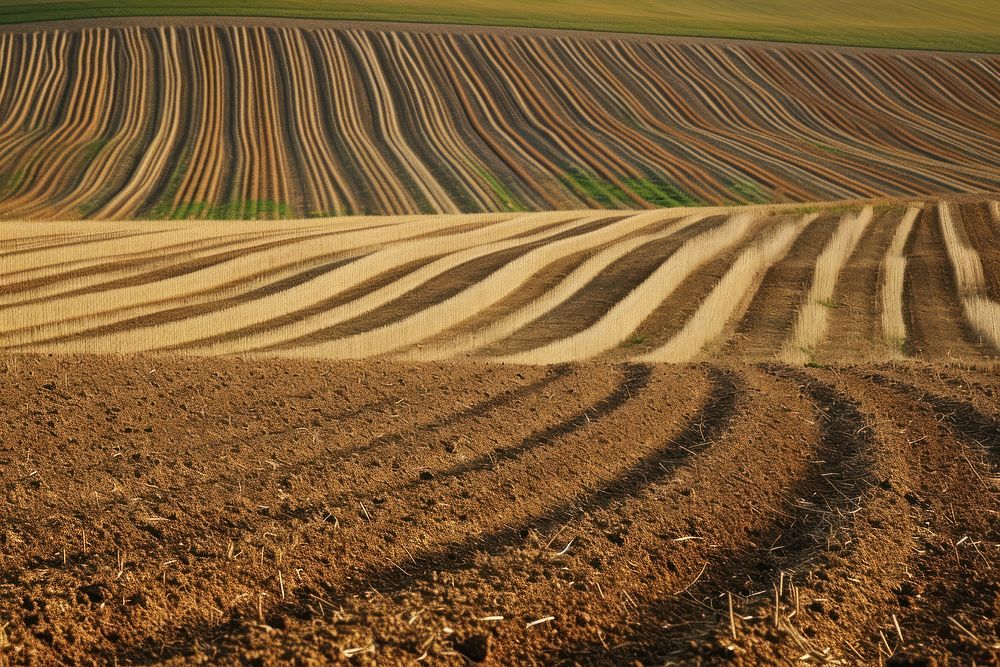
[1,353,997,665]
[497,211,760,364]
[4,198,1000,364]
[0,22,999,219]
[781,206,875,364]
[939,202,1000,351]
[642,213,816,362]
[880,206,921,357]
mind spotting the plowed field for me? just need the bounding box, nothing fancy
[1,354,998,664]
[0,20,998,219]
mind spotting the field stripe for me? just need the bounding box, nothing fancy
[496,211,760,363]
[781,207,875,363]
[880,206,921,357]
[408,213,708,360]
[938,202,1000,352]
[262,211,686,359]
[0,214,512,343]
[181,212,621,355]
[642,214,816,362]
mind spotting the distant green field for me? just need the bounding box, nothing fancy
[0,0,997,53]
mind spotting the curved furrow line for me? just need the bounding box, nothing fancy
[182,213,621,355]
[169,26,226,218]
[818,54,999,169]
[478,215,724,358]
[94,27,184,220]
[310,29,411,214]
[253,26,292,217]
[0,31,72,162]
[497,211,760,364]
[0,227,301,288]
[0,213,504,342]
[939,202,1000,353]
[3,213,580,351]
[645,43,865,200]
[453,35,610,208]
[507,37,658,203]
[701,365,915,664]
[539,365,828,662]
[224,363,580,499]
[716,48,990,194]
[345,30,457,214]
[44,28,153,220]
[474,34,645,207]
[388,32,497,211]
[813,208,912,364]
[0,30,97,205]
[0,230,356,307]
[0,29,119,217]
[429,34,567,209]
[409,213,709,360]
[274,27,350,217]
[320,365,730,601]
[553,37,724,203]
[781,207,875,363]
[846,369,1000,662]
[643,214,816,362]
[268,211,684,360]
[863,371,1000,471]
[880,207,922,359]
[605,41,822,201]
[756,49,991,190]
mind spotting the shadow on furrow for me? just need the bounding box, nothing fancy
[263,364,574,489]
[93,365,737,665]
[340,365,735,597]
[863,372,1000,469]
[591,365,878,663]
[405,362,652,487]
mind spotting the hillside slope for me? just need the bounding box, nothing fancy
[0,22,997,219]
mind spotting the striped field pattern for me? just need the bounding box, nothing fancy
[0,23,998,219]
[2,198,998,364]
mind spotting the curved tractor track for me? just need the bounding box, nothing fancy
[0,23,997,219]
[0,354,997,665]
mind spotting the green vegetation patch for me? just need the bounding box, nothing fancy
[728,178,770,204]
[467,161,525,212]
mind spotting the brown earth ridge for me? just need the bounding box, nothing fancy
[0,353,998,665]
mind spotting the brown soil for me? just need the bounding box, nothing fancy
[904,205,996,361]
[722,212,840,360]
[1,353,997,666]
[817,207,903,363]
